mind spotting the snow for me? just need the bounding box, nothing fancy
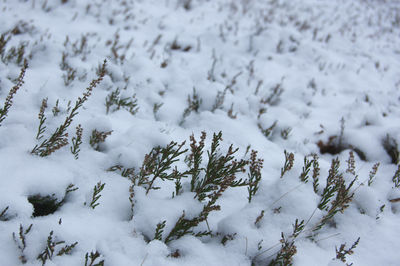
[1,0,400,265]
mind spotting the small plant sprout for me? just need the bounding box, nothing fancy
[368,162,380,186]
[180,87,202,125]
[0,206,9,221]
[85,251,104,266]
[0,59,28,126]
[392,164,400,188]
[281,150,295,178]
[335,237,360,264]
[70,124,83,159]
[269,219,304,266]
[186,132,206,192]
[254,210,265,227]
[37,230,78,265]
[88,182,105,209]
[281,127,292,140]
[258,121,277,139]
[36,98,48,140]
[346,151,356,176]
[312,154,320,194]
[211,90,226,112]
[90,129,113,151]
[13,224,33,264]
[105,87,139,115]
[154,220,166,241]
[31,60,107,157]
[247,150,264,203]
[299,156,313,183]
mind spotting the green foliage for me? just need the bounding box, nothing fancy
[186,132,206,192]
[88,182,105,209]
[392,164,400,188]
[299,156,312,183]
[313,158,356,234]
[312,154,320,194]
[192,132,249,201]
[13,224,33,264]
[0,60,27,126]
[70,124,83,159]
[85,251,104,266]
[122,132,260,243]
[154,221,166,241]
[105,87,138,115]
[36,98,48,140]
[31,60,107,157]
[247,150,263,203]
[269,219,304,266]
[37,230,78,265]
[280,150,294,178]
[139,141,188,194]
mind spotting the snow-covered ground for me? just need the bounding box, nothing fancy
[1,0,400,265]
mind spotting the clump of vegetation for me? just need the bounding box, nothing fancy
[312,158,356,234]
[269,219,304,266]
[280,150,295,178]
[90,129,113,151]
[85,251,105,266]
[334,237,360,265]
[105,87,138,115]
[37,230,78,265]
[111,131,263,243]
[31,60,107,157]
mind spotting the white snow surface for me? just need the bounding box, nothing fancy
[1,0,400,265]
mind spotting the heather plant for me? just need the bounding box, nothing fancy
[258,121,277,139]
[269,219,304,266]
[114,131,262,243]
[37,230,78,265]
[13,224,33,264]
[84,251,104,266]
[312,158,356,234]
[31,60,107,157]
[299,156,313,183]
[334,237,360,265]
[86,182,105,209]
[180,87,202,125]
[105,87,138,115]
[392,164,400,188]
[90,129,112,151]
[280,150,294,178]
[70,124,83,159]
[0,59,28,126]
[367,162,380,186]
